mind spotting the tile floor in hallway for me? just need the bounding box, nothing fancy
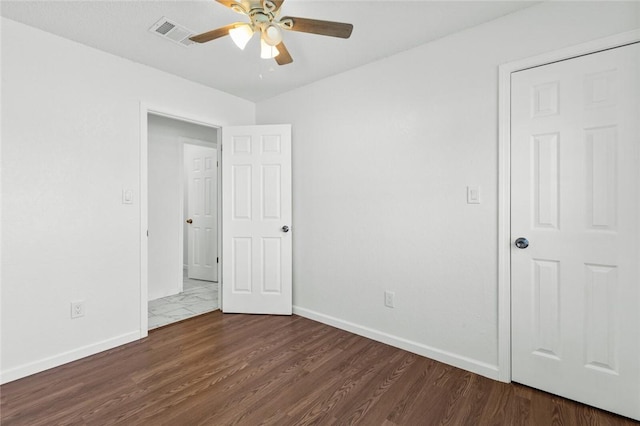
[148,271,218,330]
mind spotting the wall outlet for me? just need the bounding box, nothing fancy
[71,300,85,319]
[384,291,395,308]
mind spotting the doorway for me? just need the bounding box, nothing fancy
[146,112,221,329]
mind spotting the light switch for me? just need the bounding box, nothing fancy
[122,189,133,204]
[467,186,480,204]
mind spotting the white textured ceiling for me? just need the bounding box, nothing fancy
[1,0,538,102]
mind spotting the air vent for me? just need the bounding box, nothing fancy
[149,17,195,48]
[155,21,175,35]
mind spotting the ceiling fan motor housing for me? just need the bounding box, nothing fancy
[246,3,285,47]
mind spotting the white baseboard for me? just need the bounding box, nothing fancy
[0,331,140,384]
[1,311,499,384]
[293,306,500,381]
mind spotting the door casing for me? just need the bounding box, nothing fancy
[497,29,640,382]
[139,103,222,337]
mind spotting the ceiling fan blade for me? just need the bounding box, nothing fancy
[216,0,239,8]
[271,0,285,11]
[275,42,293,65]
[189,23,239,43]
[215,0,250,13]
[280,16,353,39]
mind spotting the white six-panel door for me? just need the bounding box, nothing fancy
[511,43,639,420]
[185,144,218,282]
[222,125,292,314]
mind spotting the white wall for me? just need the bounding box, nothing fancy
[256,2,640,378]
[0,17,254,383]
[147,114,216,301]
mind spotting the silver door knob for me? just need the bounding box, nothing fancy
[282,225,289,233]
[515,237,529,249]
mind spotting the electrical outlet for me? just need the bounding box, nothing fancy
[384,291,395,308]
[71,300,85,319]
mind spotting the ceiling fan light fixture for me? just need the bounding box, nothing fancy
[260,38,279,59]
[229,24,254,50]
[262,23,282,46]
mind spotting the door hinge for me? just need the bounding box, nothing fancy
[146,230,149,237]
[217,161,219,167]
[216,257,219,264]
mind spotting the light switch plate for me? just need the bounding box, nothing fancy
[122,189,133,204]
[467,186,481,204]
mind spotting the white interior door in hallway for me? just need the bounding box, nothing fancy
[185,143,218,282]
[222,125,292,315]
[511,42,640,420]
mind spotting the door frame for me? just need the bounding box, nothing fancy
[497,29,640,382]
[139,103,222,337]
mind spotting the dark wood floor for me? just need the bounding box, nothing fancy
[1,312,637,425]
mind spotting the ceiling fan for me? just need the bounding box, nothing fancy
[189,0,354,65]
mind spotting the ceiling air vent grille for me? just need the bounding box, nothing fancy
[155,21,175,35]
[149,17,195,48]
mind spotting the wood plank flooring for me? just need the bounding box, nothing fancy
[1,312,637,425]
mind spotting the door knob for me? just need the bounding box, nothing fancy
[282,225,289,233]
[515,237,529,249]
[186,219,193,224]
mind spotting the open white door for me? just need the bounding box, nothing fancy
[511,43,639,420]
[222,125,292,314]
[185,143,218,282]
